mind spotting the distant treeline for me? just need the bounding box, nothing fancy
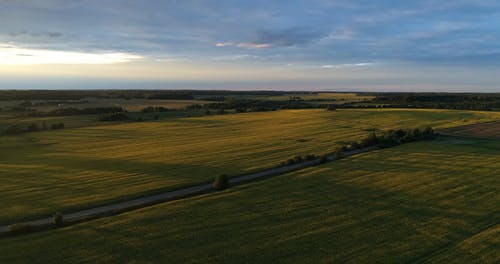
[0,90,299,101]
[23,107,125,117]
[97,112,129,121]
[187,99,316,112]
[3,122,65,135]
[370,93,500,111]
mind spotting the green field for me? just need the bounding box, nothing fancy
[1,137,498,263]
[1,109,499,224]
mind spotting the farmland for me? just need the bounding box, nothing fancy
[0,98,209,132]
[2,108,499,225]
[441,121,500,139]
[1,137,498,263]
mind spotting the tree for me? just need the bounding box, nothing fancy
[4,124,23,135]
[320,154,329,163]
[51,123,65,130]
[53,212,64,227]
[326,104,336,111]
[212,174,229,191]
[27,123,39,132]
[334,148,344,159]
[360,133,378,147]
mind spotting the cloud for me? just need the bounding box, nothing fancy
[9,31,63,38]
[236,43,271,49]
[0,43,142,65]
[321,63,376,68]
[216,27,324,50]
[215,42,234,47]
[215,42,271,49]
[252,28,324,47]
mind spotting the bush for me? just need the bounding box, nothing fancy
[51,123,65,130]
[334,149,344,159]
[293,155,302,163]
[141,106,169,113]
[212,174,229,191]
[98,112,129,121]
[9,224,35,235]
[216,109,227,115]
[3,124,23,135]
[53,212,64,227]
[27,122,39,132]
[305,154,317,161]
[286,159,295,165]
[326,104,336,111]
[319,154,329,163]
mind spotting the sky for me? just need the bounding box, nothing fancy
[0,0,499,92]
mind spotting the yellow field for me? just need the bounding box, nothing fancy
[1,108,499,224]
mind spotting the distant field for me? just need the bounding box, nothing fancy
[1,137,498,263]
[1,109,499,224]
[0,98,208,111]
[30,98,209,112]
[0,109,205,132]
[0,98,208,131]
[440,121,500,139]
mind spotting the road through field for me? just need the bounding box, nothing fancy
[0,147,377,236]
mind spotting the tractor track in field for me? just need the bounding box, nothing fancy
[0,146,379,237]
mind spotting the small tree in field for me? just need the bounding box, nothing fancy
[334,148,344,160]
[53,212,64,227]
[212,174,229,191]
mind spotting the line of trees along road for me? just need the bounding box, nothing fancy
[281,127,437,166]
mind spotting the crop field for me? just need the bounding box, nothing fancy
[441,121,500,139]
[1,137,498,263]
[1,109,499,224]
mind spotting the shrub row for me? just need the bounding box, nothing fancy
[281,154,321,166]
[3,122,64,135]
[97,112,129,121]
[279,127,437,167]
[141,106,169,113]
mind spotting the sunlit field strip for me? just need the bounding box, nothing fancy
[1,109,499,224]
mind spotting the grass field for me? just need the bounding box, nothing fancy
[1,137,498,263]
[1,109,499,224]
